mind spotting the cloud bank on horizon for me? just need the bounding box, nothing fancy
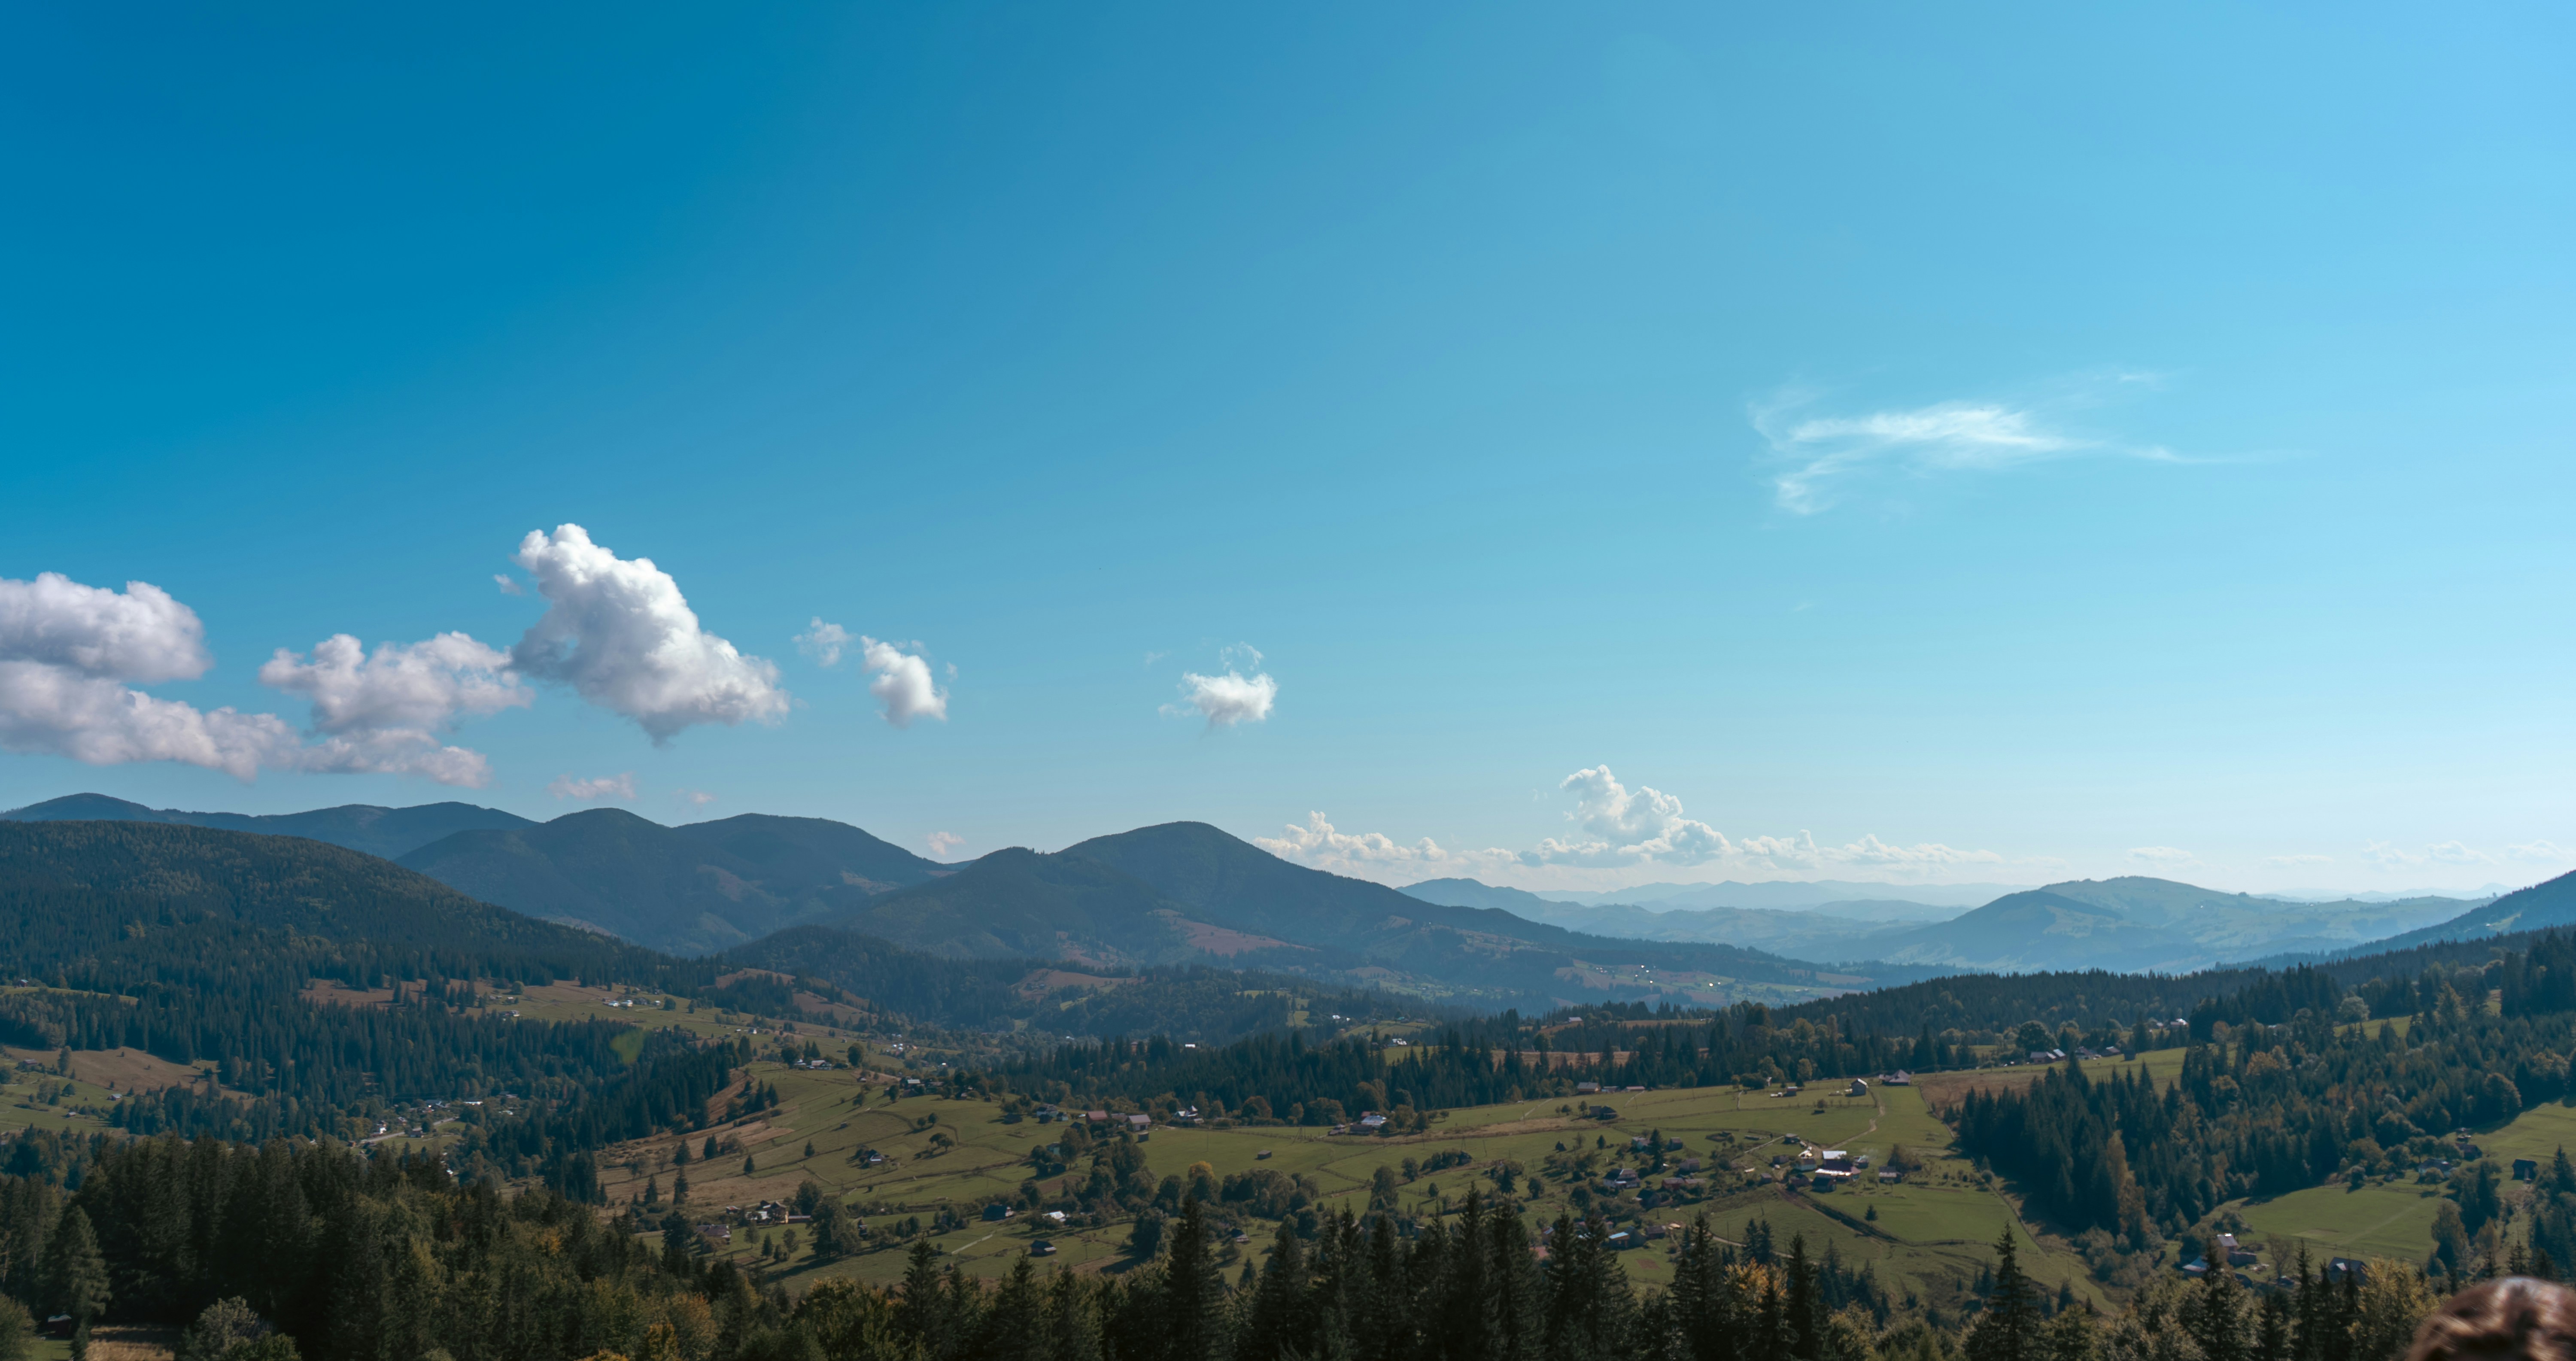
[1253,763,2573,890]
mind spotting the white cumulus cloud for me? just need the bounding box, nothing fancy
[549,772,638,801]
[258,632,531,787]
[1163,645,1277,729]
[794,619,855,668]
[2510,841,2573,863]
[926,831,965,858]
[1255,812,1491,876]
[509,524,789,741]
[0,572,301,781]
[1523,766,1733,867]
[2127,845,2198,866]
[861,636,948,727]
[679,789,718,807]
[1516,765,2004,872]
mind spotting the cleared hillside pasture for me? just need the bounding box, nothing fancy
[607,1057,2111,1309]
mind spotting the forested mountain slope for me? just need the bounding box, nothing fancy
[2336,868,2576,954]
[1,791,535,859]
[831,823,1924,1010]
[396,807,946,954]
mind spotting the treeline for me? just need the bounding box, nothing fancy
[1957,952,2576,1241]
[994,1009,1954,1119]
[4,1130,2470,1361]
[728,927,1428,1043]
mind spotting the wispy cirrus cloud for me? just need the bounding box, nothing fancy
[548,772,636,801]
[1751,374,2181,513]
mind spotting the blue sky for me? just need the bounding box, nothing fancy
[3,4,2569,896]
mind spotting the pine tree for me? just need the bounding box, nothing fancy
[2185,1258,2248,1361]
[896,1238,953,1353]
[2257,1291,2293,1361]
[1163,1197,1219,1361]
[1965,1229,2040,1361]
[1241,1224,1310,1358]
[47,1206,108,1328]
[1788,1234,1825,1361]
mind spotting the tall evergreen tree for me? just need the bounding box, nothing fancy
[1964,1230,2039,1361]
[1163,1197,1220,1361]
[48,1206,109,1329]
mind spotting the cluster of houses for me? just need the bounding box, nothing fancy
[2013,1044,2125,1065]
[1763,1142,1874,1191]
[1030,1104,1156,1133]
[2181,1235,2369,1288]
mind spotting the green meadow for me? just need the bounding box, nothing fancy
[605,1054,2123,1309]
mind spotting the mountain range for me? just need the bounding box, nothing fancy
[1519,878,2017,911]
[8,790,2552,999]
[4,794,950,956]
[1409,871,2498,972]
[0,793,1916,1011]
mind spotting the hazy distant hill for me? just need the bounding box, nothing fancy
[1531,879,2019,912]
[2,792,535,860]
[1415,870,2485,971]
[396,808,948,955]
[1838,876,2480,972]
[1400,877,1965,957]
[2332,869,2576,954]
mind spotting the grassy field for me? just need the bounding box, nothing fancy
[598,1056,2133,1309]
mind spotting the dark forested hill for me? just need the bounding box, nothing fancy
[726,923,1428,1042]
[395,808,945,955]
[1,791,535,859]
[672,812,949,893]
[823,847,1199,962]
[814,822,1928,1010]
[0,819,652,967]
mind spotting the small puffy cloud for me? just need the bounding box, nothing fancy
[1810,834,2005,869]
[2364,841,2426,869]
[548,772,637,802]
[2369,839,2508,870]
[0,572,302,781]
[1163,645,1277,729]
[2266,854,2334,867]
[1255,812,1495,878]
[679,789,718,807]
[2427,840,2496,866]
[1176,671,1277,727]
[795,619,855,668]
[2127,846,2197,866]
[493,575,525,597]
[926,831,965,859]
[861,636,948,727]
[509,524,789,741]
[2510,841,2572,864]
[258,632,532,787]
